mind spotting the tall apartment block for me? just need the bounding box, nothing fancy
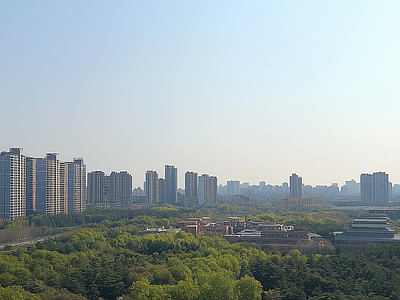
[145,170,159,204]
[165,165,177,204]
[1,148,86,219]
[185,172,198,198]
[361,172,389,203]
[185,171,198,206]
[87,171,106,207]
[0,148,26,220]
[198,174,217,205]
[68,158,86,213]
[26,157,37,215]
[158,178,165,203]
[227,180,240,196]
[290,173,302,198]
[106,171,132,206]
[87,170,132,208]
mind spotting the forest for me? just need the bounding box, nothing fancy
[0,205,399,300]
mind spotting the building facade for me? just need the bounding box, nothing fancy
[361,172,389,203]
[145,170,158,204]
[165,165,177,204]
[198,174,217,205]
[334,217,400,251]
[290,173,302,198]
[0,148,26,220]
[106,171,132,206]
[87,171,106,208]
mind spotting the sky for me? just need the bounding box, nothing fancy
[1,1,400,188]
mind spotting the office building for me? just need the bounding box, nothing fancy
[165,165,177,204]
[145,170,158,204]
[290,173,302,198]
[361,172,389,204]
[0,148,26,220]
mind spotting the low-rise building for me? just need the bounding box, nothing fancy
[177,217,233,235]
[334,217,400,251]
[279,197,325,206]
[224,222,330,254]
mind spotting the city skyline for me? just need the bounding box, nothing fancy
[2,2,400,188]
[4,147,400,189]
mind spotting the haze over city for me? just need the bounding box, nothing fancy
[2,1,400,187]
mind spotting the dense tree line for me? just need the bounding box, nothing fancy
[1,206,398,299]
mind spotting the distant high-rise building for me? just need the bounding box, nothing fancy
[290,173,302,198]
[374,172,389,203]
[58,161,68,214]
[165,165,177,204]
[0,148,26,220]
[210,176,217,204]
[67,158,86,213]
[107,171,132,206]
[37,153,59,215]
[158,178,165,203]
[87,171,106,207]
[345,179,357,195]
[227,180,240,195]
[26,157,38,215]
[361,173,375,203]
[282,182,289,194]
[185,172,198,198]
[199,174,217,205]
[361,172,389,203]
[259,181,266,194]
[145,170,158,204]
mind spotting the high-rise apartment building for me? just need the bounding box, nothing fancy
[145,170,158,204]
[106,171,132,206]
[345,179,357,195]
[0,148,26,220]
[185,172,198,198]
[87,171,106,207]
[158,178,165,203]
[58,161,68,214]
[290,173,302,198]
[198,174,217,205]
[88,170,131,208]
[185,171,198,206]
[227,180,240,196]
[1,148,86,219]
[365,172,389,203]
[361,172,389,203]
[67,158,86,213]
[165,165,177,204]
[26,157,38,215]
[37,153,60,215]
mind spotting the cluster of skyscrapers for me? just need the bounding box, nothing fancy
[0,148,86,220]
[1,146,398,221]
[87,171,132,208]
[145,166,217,206]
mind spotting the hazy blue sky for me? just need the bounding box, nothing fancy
[1,1,400,188]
